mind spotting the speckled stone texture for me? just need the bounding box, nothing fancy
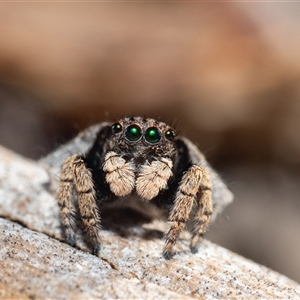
[0,145,299,299]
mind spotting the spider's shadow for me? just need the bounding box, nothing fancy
[75,203,166,246]
[102,206,164,239]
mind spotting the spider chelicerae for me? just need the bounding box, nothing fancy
[55,116,232,259]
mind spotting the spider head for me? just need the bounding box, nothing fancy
[109,117,177,159]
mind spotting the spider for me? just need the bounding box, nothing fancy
[56,116,232,259]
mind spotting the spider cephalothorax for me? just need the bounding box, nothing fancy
[56,117,232,259]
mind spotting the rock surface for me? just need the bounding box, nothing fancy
[0,145,300,299]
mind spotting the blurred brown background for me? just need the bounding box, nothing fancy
[0,3,299,282]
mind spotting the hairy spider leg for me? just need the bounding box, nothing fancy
[58,154,101,255]
[73,155,101,255]
[58,155,78,246]
[189,169,213,253]
[163,165,206,259]
[178,137,213,253]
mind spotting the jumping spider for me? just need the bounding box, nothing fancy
[57,116,232,259]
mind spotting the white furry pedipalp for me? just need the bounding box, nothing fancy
[103,151,135,197]
[136,157,173,201]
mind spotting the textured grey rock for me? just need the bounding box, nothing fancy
[0,218,191,299]
[0,145,300,299]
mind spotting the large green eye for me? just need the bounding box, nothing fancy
[165,129,175,141]
[145,127,161,144]
[111,122,122,134]
[125,124,142,141]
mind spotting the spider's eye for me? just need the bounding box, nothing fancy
[112,122,122,134]
[165,129,175,141]
[125,124,142,141]
[145,127,161,144]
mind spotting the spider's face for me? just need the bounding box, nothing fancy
[108,116,177,160]
[103,117,177,200]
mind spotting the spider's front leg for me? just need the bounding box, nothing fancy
[58,154,101,255]
[163,164,212,259]
[190,168,212,253]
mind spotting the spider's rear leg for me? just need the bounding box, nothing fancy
[163,165,207,259]
[58,154,101,255]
